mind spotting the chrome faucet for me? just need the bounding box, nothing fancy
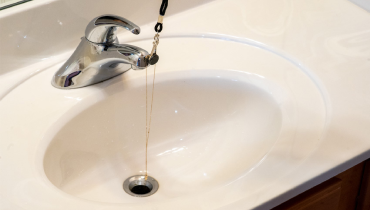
[51,15,150,89]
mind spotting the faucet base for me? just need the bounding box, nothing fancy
[51,37,148,89]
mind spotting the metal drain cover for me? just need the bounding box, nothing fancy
[123,175,159,197]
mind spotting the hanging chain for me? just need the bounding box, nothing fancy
[145,63,157,181]
[150,33,159,58]
[144,34,160,181]
[144,0,168,181]
[147,33,160,65]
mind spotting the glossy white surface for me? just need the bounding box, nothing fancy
[42,38,325,204]
[1,0,370,209]
[44,70,282,203]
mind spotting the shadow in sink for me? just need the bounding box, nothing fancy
[43,70,282,203]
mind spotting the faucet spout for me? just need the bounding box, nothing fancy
[51,15,150,89]
[108,43,149,70]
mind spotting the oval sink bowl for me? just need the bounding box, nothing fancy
[44,69,282,202]
[43,37,327,206]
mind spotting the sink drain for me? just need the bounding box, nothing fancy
[123,175,159,197]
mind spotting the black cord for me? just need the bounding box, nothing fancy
[155,0,168,33]
[159,0,168,16]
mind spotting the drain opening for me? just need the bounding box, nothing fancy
[130,183,153,195]
[131,185,151,194]
[123,175,159,197]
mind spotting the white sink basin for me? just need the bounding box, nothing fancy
[44,69,282,203]
[1,36,327,209]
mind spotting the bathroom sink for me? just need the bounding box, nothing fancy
[0,36,327,209]
[44,68,283,202]
[42,37,327,205]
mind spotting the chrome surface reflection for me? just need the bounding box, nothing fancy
[51,15,149,89]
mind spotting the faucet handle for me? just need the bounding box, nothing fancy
[85,15,140,44]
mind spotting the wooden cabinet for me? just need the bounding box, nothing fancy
[273,159,370,210]
[336,162,364,210]
[272,178,342,210]
[357,161,370,210]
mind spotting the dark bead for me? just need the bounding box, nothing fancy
[149,53,159,65]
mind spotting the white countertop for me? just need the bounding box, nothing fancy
[1,0,370,209]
